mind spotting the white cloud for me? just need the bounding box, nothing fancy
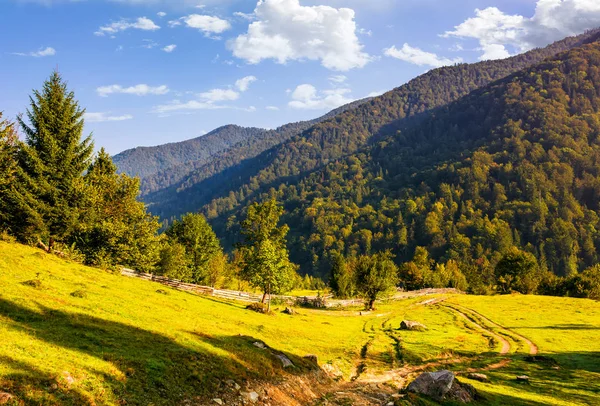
[444,1,600,60]
[13,47,56,57]
[154,100,225,114]
[157,11,167,17]
[95,17,160,36]
[84,112,133,123]
[163,44,177,52]
[384,43,462,68]
[288,84,354,110]
[235,75,257,92]
[181,14,231,36]
[199,88,240,102]
[234,11,255,21]
[229,0,370,71]
[329,74,347,84]
[97,84,170,97]
[266,105,280,111]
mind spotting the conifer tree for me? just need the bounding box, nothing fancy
[0,113,18,229]
[15,71,93,248]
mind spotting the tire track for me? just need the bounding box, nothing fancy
[450,303,538,355]
[442,304,511,354]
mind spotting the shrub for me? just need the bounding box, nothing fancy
[70,290,88,298]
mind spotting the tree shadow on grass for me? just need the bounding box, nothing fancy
[0,298,312,405]
[0,355,94,406]
[189,332,319,379]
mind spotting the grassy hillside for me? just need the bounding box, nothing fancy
[1,241,599,405]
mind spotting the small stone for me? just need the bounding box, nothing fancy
[467,373,490,383]
[400,320,427,331]
[386,403,394,406]
[0,393,14,404]
[275,353,294,368]
[516,375,530,382]
[253,341,267,349]
[241,391,259,403]
[282,307,295,315]
[212,399,223,405]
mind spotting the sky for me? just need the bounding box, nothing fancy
[2,0,600,155]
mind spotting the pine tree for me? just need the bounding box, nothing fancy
[15,71,94,248]
[0,113,18,229]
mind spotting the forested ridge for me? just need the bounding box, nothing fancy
[113,124,265,180]
[115,99,369,196]
[196,39,600,294]
[146,29,600,223]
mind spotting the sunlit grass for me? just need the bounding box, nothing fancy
[1,241,599,405]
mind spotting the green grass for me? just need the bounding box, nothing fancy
[1,241,599,405]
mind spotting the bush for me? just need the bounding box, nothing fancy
[22,279,42,289]
[246,302,269,313]
[70,290,88,298]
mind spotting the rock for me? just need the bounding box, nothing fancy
[0,393,14,404]
[408,370,479,403]
[226,380,241,391]
[241,391,259,403]
[212,399,223,405]
[253,341,267,349]
[467,373,490,382]
[400,320,427,331]
[275,353,294,368]
[282,307,295,315]
[408,370,455,401]
[516,375,530,383]
[446,380,478,403]
[304,354,318,363]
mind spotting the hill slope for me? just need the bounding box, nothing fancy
[202,39,600,280]
[145,29,600,223]
[112,125,265,180]
[1,241,599,405]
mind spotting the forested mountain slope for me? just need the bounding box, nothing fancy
[211,40,600,281]
[113,125,265,179]
[137,98,369,196]
[146,29,600,223]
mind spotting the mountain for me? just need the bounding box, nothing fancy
[114,99,370,196]
[144,29,600,225]
[209,37,600,282]
[112,125,265,180]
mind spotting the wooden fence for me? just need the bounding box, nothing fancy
[121,269,460,307]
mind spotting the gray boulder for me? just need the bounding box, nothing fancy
[408,370,454,401]
[401,320,427,331]
[408,370,478,403]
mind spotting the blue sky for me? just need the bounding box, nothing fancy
[2,0,600,155]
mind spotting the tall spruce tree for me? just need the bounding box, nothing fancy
[0,113,18,229]
[16,71,93,248]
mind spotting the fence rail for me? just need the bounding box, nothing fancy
[121,269,461,307]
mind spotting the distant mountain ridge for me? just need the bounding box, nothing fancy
[112,125,265,179]
[143,29,600,224]
[113,98,370,195]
